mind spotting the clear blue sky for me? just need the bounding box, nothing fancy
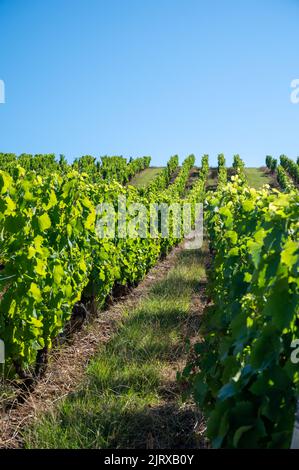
[0,0,299,166]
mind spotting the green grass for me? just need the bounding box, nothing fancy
[244,167,272,189]
[129,167,164,188]
[24,248,206,449]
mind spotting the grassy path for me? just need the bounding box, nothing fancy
[23,246,208,449]
[244,167,274,189]
[130,167,164,188]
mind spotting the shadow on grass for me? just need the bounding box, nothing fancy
[29,398,205,449]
